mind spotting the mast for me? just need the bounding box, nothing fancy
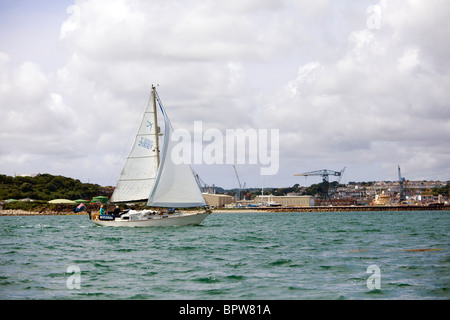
[152,85,160,168]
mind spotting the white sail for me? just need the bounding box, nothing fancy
[147,97,206,208]
[110,93,159,203]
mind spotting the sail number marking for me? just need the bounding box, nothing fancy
[138,137,154,150]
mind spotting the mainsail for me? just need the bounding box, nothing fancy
[110,91,159,203]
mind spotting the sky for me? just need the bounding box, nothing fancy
[1,0,449,189]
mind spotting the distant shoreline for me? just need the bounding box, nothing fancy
[0,210,90,216]
[1,205,449,216]
[212,205,450,213]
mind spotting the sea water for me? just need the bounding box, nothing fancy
[0,211,449,300]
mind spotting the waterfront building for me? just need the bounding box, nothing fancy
[202,193,234,208]
[255,195,315,207]
[372,192,391,206]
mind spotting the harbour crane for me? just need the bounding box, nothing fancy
[294,167,346,184]
[192,169,215,194]
[233,165,246,201]
[398,165,406,202]
[294,167,346,205]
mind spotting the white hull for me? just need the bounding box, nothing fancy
[91,212,210,227]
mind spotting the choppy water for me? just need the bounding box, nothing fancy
[0,211,449,300]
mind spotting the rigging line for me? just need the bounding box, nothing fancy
[155,89,173,131]
[154,89,173,162]
[155,90,166,118]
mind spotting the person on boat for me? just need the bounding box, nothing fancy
[113,205,120,215]
[99,205,105,215]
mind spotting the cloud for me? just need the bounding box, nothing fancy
[1,0,449,188]
[0,55,81,163]
[253,0,450,184]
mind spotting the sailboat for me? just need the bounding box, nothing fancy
[90,86,211,227]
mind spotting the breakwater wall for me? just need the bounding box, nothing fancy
[241,205,450,213]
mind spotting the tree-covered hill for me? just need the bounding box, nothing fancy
[0,174,112,201]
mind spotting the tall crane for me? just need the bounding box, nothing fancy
[294,167,346,205]
[233,165,246,201]
[192,169,215,194]
[398,165,406,202]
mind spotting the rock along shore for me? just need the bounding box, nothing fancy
[1,205,449,216]
[0,209,89,216]
[214,205,450,213]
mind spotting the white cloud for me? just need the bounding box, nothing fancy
[252,0,450,184]
[397,47,419,72]
[0,0,449,187]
